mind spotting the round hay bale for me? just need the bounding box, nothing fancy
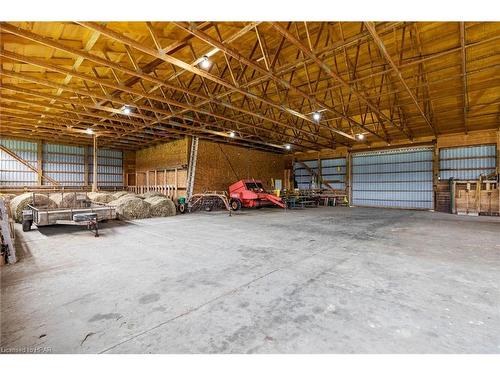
[10,193,57,223]
[137,191,165,199]
[87,192,114,204]
[144,196,177,217]
[112,191,130,200]
[111,196,151,220]
[49,192,85,208]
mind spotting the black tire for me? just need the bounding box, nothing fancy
[230,199,241,211]
[178,203,187,214]
[205,205,212,212]
[22,220,32,232]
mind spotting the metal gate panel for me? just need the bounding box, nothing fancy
[352,147,433,209]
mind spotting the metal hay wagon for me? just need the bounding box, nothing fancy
[21,193,116,237]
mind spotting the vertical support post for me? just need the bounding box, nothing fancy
[497,129,500,175]
[92,135,98,192]
[174,168,178,198]
[432,143,439,211]
[84,146,89,187]
[347,150,352,206]
[37,140,43,185]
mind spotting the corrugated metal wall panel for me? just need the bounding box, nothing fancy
[1,138,124,188]
[439,144,496,180]
[293,158,347,190]
[352,147,433,209]
[42,143,85,186]
[320,158,346,190]
[293,160,319,189]
[87,147,123,187]
[0,139,38,186]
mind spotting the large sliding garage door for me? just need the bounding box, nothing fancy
[352,147,433,209]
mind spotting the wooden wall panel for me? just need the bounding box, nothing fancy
[123,150,136,186]
[193,140,285,193]
[135,138,188,171]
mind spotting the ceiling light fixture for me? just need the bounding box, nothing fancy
[312,112,321,122]
[123,105,133,115]
[85,128,94,135]
[229,131,236,138]
[284,144,291,150]
[200,55,210,69]
[356,133,365,140]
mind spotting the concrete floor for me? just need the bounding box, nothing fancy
[1,207,499,353]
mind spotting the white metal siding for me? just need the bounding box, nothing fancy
[293,158,347,190]
[42,143,85,186]
[88,148,123,187]
[0,139,38,186]
[439,144,496,180]
[352,147,433,209]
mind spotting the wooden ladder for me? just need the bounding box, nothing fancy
[186,137,199,199]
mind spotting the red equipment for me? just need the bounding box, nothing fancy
[228,179,286,210]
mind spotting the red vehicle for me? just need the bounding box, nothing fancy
[228,179,286,210]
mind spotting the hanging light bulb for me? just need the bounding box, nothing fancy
[200,55,210,69]
[312,112,321,122]
[229,131,236,138]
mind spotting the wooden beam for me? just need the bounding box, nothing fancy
[77,22,351,146]
[270,22,409,142]
[92,135,98,192]
[460,22,469,134]
[364,22,437,136]
[174,22,360,143]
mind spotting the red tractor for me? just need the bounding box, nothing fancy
[228,179,286,211]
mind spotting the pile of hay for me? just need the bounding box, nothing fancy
[109,194,151,220]
[10,193,57,223]
[49,192,86,208]
[144,196,176,217]
[87,192,114,204]
[137,191,165,199]
[112,191,130,200]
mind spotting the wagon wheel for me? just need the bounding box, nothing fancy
[230,199,241,211]
[22,219,32,232]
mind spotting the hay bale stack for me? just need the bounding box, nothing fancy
[10,193,57,223]
[87,192,114,204]
[144,196,176,217]
[49,192,84,208]
[112,191,130,200]
[109,195,151,220]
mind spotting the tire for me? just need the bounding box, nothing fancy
[178,203,186,214]
[230,199,241,211]
[22,220,32,232]
[205,205,212,212]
